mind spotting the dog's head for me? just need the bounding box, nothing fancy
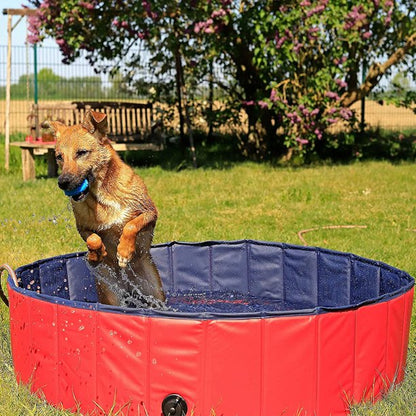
[47,110,112,202]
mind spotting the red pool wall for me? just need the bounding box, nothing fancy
[9,285,414,416]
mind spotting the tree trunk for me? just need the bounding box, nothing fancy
[174,40,197,168]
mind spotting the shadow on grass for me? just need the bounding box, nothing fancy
[123,131,247,171]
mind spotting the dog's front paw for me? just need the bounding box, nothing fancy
[117,244,134,268]
[87,233,107,264]
[117,253,129,268]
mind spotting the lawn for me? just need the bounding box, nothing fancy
[0,141,415,415]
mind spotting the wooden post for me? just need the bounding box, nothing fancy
[5,13,12,171]
[21,147,36,181]
[3,8,38,170]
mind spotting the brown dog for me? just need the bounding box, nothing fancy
[49,110,165,306]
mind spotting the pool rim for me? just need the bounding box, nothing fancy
[9,239,415,320]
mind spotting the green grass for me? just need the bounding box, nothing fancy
[0,139,415,415]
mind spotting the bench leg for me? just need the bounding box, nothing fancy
[21,148,35,181]
[47,149,58,178]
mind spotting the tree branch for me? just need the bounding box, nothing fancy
[340,32,416,108]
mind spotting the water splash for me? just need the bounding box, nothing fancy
[90,262,169,310]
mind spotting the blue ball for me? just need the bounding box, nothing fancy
[64,179,89,197]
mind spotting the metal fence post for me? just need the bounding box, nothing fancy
[33,43,39,139]
[5,13,12,171]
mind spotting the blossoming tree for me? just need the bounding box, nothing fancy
[27,0,415,159]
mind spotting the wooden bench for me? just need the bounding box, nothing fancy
[12,101,164,181]
[72,101,164,148]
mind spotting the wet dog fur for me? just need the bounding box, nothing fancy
[48,110,165,306]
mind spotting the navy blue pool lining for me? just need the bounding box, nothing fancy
[9,240,415,320]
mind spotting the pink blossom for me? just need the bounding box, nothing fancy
[344,5,367,30]
[339,108,353,120]
[293,41,303,53]
[78,1,94,10]
[310,108,320,116]
[306,5,325,18]
[325,91,340,100]
[258,101,269,109]
[194,22,204,33]
[296,138,309,145]
[27,33,40,44]
[138,30,149,40]
[211,9,227,18]
[287,112,302,124]
[195,19,216,34]
[300,0,311,6]
[334,56,347,66]
[142,0,158,20]
[275,32,287,49]
[314,129,323,139]
[307,26,319,40]
[27,14,41,44]
[270,89,277,102]
[362,31,371,39]
[335,79,348,89]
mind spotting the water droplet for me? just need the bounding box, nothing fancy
[78,325,85,331]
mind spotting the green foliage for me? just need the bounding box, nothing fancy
[26,0,416,161]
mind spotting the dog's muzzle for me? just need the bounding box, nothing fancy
[58,175,90,202]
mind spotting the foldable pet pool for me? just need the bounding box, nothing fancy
[2,240,414,416]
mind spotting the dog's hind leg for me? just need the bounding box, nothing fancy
[96,278,120,306]
[130,254,166,302]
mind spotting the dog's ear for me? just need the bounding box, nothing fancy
[82,110,108,142]
[42,120,66,139]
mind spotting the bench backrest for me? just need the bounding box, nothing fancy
[72,101,154,143]
[30,101,156,143]
[28,104,77,136]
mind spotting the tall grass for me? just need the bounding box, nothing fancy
[0,137,415,415]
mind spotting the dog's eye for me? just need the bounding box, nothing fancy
[56,153,63,162]
[76,149,90,158]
